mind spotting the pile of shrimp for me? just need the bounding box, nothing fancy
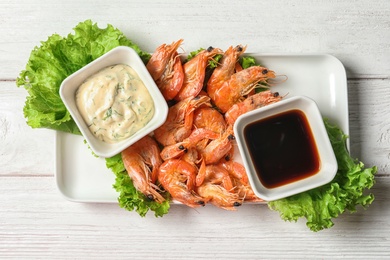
[121,39,283,211]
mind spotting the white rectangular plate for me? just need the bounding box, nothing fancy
[55,54,349,203]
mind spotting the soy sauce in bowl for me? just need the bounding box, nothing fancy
[243,109,320,189]
[234,96,338,201]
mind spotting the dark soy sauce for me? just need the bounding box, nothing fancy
[244,109,320,188]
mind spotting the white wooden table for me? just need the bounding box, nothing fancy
[1,1,389,258]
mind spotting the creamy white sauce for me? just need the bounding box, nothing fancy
[76,64,155,143]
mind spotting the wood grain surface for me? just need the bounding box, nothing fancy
[1,0,389,259]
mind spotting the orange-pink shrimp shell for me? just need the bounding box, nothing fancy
[197,183,241,211]
[121,136,165,203]
[174,47,223,101]
[156,55,184,100]
[146,39,184,101]
[158,159,205,208]
[196,164,242,211]
[207,45,247,101]
[160,128,219,161]
[212,66,276,113]
[154,95,211,146]
[193,107,227,134]
[224,90,282,125]
[146,39,183,81]
[199,126,235,165]
[219,160,263,202]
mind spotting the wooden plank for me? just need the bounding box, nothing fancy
[0,175,387,259]
[0,81,54,176]
[2,0,389,79]
[348,79,390,175]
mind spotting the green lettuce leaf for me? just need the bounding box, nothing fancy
[16,19,150,134]
[268,119,377,232]
[240,56,257,69]
[106,154,170,217]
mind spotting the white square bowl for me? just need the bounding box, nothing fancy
[59,46,168,158]
[234,95,338,201]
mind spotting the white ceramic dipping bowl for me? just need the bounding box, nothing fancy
[60,46,168,158]
[234,95,338,201]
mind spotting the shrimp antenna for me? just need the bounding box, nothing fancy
[267,74,288,86]
[177,47,187,63]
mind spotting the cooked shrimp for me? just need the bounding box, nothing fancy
[182,147,202,166]
[156,55,184,101]
[195,164,232,188]
[160,128,219,161]
[193,107,227,134]
[196,164,241,211]
[146,39,184,100]
[174,47,223,101]
[154,95,211,146]
[212,66,276,113]
[199,126,235,165]
[146,39,183,81]
[224,90,282,125]
[220,159,263,202]
[121,136,165,203]
[158,159,205,208]
[197,183,242,210]
[207,45,246,101]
